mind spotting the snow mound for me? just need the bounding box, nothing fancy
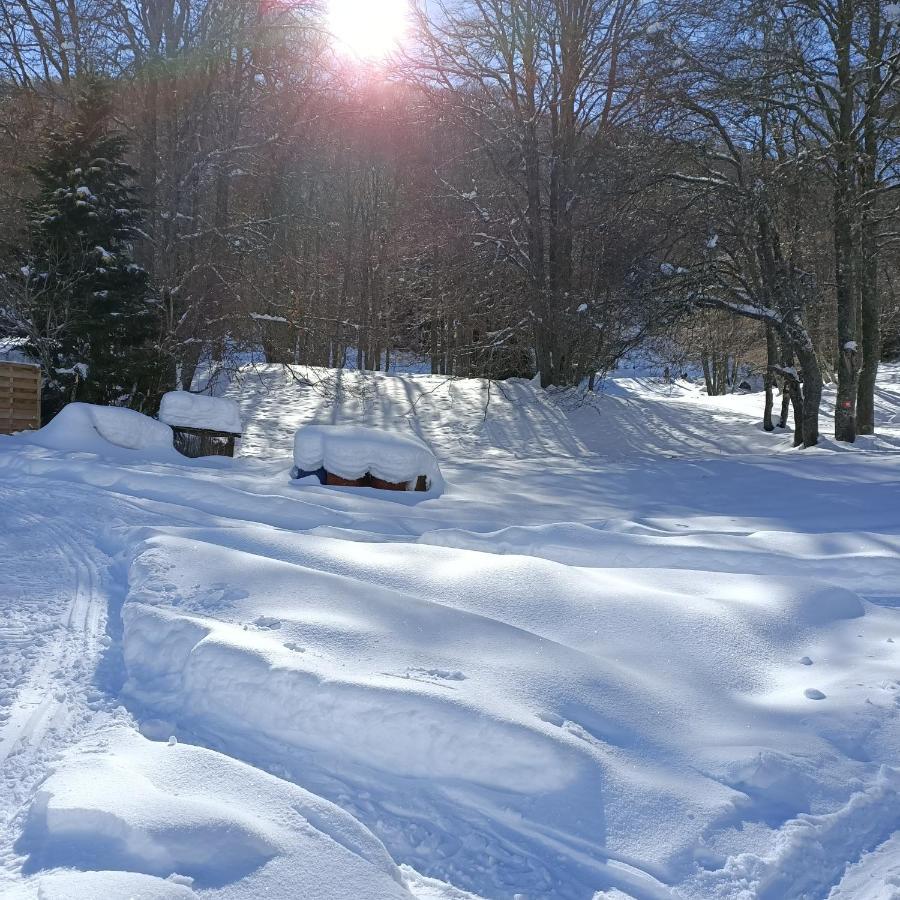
[9,870,196,899]
[121,600,573,792]
[18,728,412,899]
[293,424,443,491]
[159,391,242,434]
[23,403,175,455]
[216,365,590,461]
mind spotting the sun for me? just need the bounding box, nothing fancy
[327,0,409,60]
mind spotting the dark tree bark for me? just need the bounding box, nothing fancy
[856,0,886,435]
[778,383,790,428]
[832,0,860,442]
[763,324,777,431]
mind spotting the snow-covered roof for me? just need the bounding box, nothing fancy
[293,424,442,491]
[159,391,242,434]
[0,337,38,367]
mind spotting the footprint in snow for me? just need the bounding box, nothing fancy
[253,616,281,629]
[799,656,813,666]
[804,688,826,700]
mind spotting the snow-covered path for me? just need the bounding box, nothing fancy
[0,480,117,872]
[1,367,899,899]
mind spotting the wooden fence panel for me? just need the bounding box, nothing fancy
[0,362,41,434]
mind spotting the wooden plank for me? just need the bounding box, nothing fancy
[2,387,38,397]
[0,358,41,434]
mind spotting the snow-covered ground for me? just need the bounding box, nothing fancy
[1,365,899,900]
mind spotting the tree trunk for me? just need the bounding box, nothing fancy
[787,336,821,448]
[856,1,884,436]
[778,383,790,428]
[701,353,714,396]
[763,325,776,431]
[857,255,880,435]
[832,0,859,442]
[786,374,804,447]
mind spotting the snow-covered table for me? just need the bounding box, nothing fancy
[291,424,443,492]
[159,391,242,458]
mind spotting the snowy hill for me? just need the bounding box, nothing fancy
[1,365,899,899]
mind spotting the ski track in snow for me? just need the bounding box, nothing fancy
[0,484,112,870]
[1,366,899,899]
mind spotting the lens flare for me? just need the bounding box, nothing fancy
[327,0,408,60]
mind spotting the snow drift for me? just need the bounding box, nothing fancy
[21,403,176,456]
[115,526,881,899]
[17,727,413,899]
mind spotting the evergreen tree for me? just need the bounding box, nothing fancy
[23,77,162,419]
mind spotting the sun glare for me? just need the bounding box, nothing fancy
[327,0,409,61]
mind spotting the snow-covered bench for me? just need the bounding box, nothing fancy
[291,424,442,493]
[159,392,242,458]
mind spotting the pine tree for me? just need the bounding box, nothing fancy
[23,77,162,419]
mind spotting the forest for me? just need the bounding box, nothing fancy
[0,0,898,444]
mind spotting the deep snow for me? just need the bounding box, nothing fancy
[293,423,443,490]
[159,392,242,435]
[0,364,899,899]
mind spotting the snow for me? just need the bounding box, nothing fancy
[293,423,443,490]
[1,363,900,899]
[249,313,289,323]
[0,337,37,367]
[20,402,176,456]
[6,870,196,899]
[13,726,413,899]
[159,391,242,434]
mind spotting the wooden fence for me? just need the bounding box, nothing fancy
[0,362,41,434]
